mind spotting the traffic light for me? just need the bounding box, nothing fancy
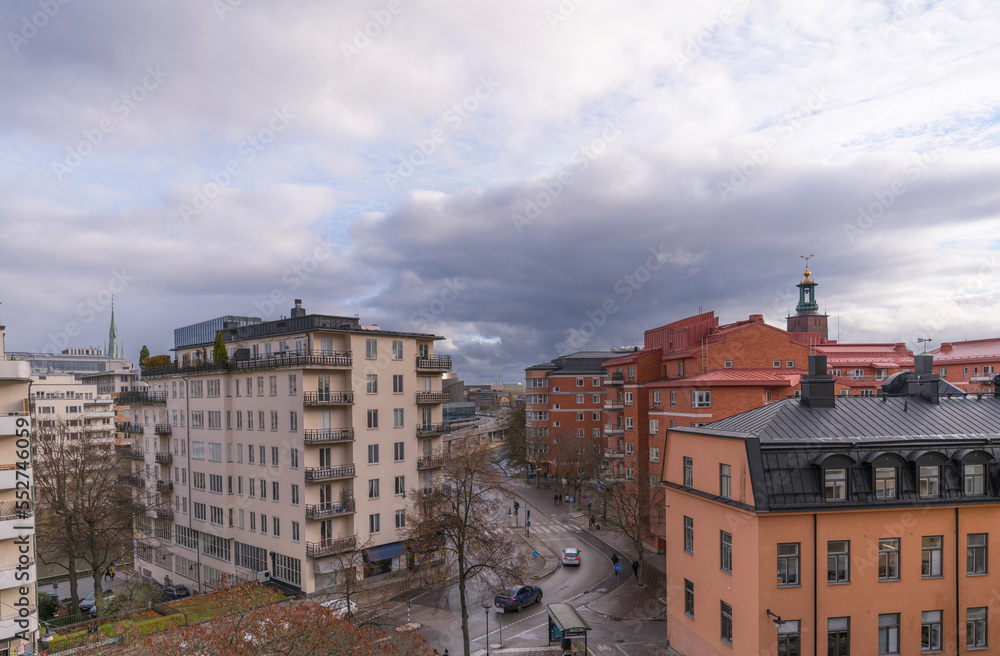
[526,509,530,521]
[514,501,520,511]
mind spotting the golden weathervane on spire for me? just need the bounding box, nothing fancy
[800,254,815,283]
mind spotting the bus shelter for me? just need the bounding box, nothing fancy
[545,603,591,656]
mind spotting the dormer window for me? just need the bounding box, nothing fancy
[965,463,985,496]
[825,469,847,501]
[875,467,897,500]
[919,466,941,498]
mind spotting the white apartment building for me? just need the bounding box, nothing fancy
[122,302,451,595]
[30,374,116,446]
[0,311,37,656]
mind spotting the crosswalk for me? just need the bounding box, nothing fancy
[519,513,590,535]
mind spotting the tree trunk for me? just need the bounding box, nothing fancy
[67,555,80,614]
[457,553,471,656]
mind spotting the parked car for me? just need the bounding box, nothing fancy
[561,547,581,566]
[163,584,191,600]
[78,593,97,614]
[494,585,542,612]
[320,597,357,619]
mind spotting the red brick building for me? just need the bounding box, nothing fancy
[930,338,1000,392]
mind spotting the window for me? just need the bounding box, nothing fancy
[210,506,224,526]
[192,472,206,490]
[268,375,277,395]
[653,391,661,406]
[773,360,781,368]
[627,366,635,381]
[366,339,377,359]
[875,467,897,499]
[366,374,378,394]
[593,395,600,403]
[678,361,684,376]
[209,474,223,494]
[968,607,988,649]
[289,410,298,432]
[272,481,279,501]
[921,610,942,653]
[777,620,800,656]
[625,417,633,431]
[260,478,267,499]
[257,376,264,395]
[720,531,732,573]
[392,340,403,359]
[392,374,403,393]
[369,513,380,533]
[292,521,300,542]
[683,516,694,554]
[724,360,733,368]
[879,613,900,654]
[393,408,404,428]
[684,579,694,617]
[968,533,988,575]
[879,538,900,580]
[827,540,849,583]
[777,543,799,586]
[720,601,732,646]
[291,484,299,505]
[290,448,298,469]
[576,395,584,404]
[922,536,943,577]
[395,509,406,528]
[624,391,633,406]
[261,514,267,534]
[191,411,205,429]
[825,469,846,501]
[670,390,676,407]
[259,445,266,463]
[577,413,584,422]
[650,447,659,462]
[394,442,404,462]
[288,374,297,394]
[691,391,711,407]
[683,457,693,487]
[193,502,206,521]
[650,419,659,435]
[395,475,405,496]
[786,360,795,368]
[273,517,280,537]
[720,464,731,499]
[918,465,941,497]
[367,409,379,429]
[828,617,850,656]
[965,463,985,495]
[369,479,380,499]
[270,411,278,431]
[368,444,379,464]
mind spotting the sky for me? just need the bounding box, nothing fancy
[2,0,1000,383]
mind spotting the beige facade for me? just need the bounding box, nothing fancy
[124,310,450,595]
[0,313,37,655]
[29,374,116,446]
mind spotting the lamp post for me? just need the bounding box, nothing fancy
[482,601,491,656]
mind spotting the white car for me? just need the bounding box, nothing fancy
[321,597,358,618]
[561,547,581,566]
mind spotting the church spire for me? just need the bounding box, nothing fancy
[786,256,829,340]
[108,298,123,360]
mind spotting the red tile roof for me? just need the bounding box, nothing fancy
[647,368,805,388]
[932,338,1000,362]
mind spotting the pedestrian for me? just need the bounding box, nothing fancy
[433,651,439,656]
[553,493,558,504]
[611,553,619,566]
[103,568,110,581]
[110,565,115,580]
[632,560,639,578]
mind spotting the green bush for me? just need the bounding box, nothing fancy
[37,592,59,621]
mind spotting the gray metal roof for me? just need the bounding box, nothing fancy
[526,351,619,374]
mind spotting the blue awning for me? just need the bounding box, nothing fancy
[366,541,406,561]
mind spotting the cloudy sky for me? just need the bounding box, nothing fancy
[2,0,999,382]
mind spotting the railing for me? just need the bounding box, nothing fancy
[303,428,355,444]
[604,449,625,459]
[603,425,624,436]
[156,508,174,520]
[416,392,450,404]
[302,391,355,406]
[305,464,356,481]
[155,452,173,464]
[305,501,356,519]
[116,391,167,405]
[306,536,357,557]
[117,474,145,487]
[154,424,172,435]
[141,351,353,377]
[0,501,32,521]
[156,480,174,492]
[603,373,624,386]
[116,422,144,433]
[416,355,452,371]
[116,447,145,461]
[416,422,452,436]
[603,401,624,412]
[417,455,442,469]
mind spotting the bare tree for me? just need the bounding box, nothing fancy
[546,427,605,505]
[497,405,528,474]
[33,419,142,613]
[404,441,526,656]
[594,473,664,584]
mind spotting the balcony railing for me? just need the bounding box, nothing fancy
[603,373,624,387]
[604,425,624,437]
[416,422,452,436]
[141,351,353,377]
[302,391,355,406]
[305,464,356,482]
[603,401,624,412]
[306,536,357,558]
[117,474,146,487]
[305,501,356,519]
[417,455,442,469]
[0,501,32,520]
[416,355,452,371]
[116,447,145,461]
[156,480,174,492]
[155,452,173,464]
[416,392,450,404]
[116,391,167,406]
[154,424,172,435]
[303,428,355,445]
[156,508,174,520]
[116,422,144,433]
[604,449,625,459]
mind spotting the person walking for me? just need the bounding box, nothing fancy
[611,553,619,567]
[632,560,639,579]
[103,568,110,581]
[110,565,115,580]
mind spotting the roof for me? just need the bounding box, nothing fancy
[526,351,620,374]
[932,338,1000,362]
[646,368,804,388]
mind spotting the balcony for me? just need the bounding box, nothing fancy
[604,449,625,459]
[84,410,115,419]
[117,447,145,461]
[303,428,355,445]
[156,508,174,520]
[306,535,357,558]
[603,400,624,413]
[117,474,146,487]
[417,455,442,469]
[305,464,356,482]
[116,422,144,433]
[302,391,354,406]
[604,425,624,438]
[141,351,354,377]
[603,373,624,387]
[416,355,452,372]
[155,452,173,464]
[416,392,450,404]
[305,501,356,519]
[156,480,174,492]
[116,391,167,406]
[154,424,172,435]
[416,422,452,436]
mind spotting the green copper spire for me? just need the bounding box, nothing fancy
[108,300,123,360]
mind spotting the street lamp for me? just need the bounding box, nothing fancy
[766,609,785,628]
[481,600,491,656]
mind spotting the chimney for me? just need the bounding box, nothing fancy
[800,355,835,408]
[909,353,939,404]
[291,299,305,318]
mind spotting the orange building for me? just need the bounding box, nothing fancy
[931,339,1000,392]
[663,354,994,656]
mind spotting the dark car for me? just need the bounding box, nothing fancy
[163,584,191,600]
[494,585,542,612]
[78,593,97,614]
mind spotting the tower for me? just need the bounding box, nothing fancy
[786,258,829,340]
[108,301,123,360]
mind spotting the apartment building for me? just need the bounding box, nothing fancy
[29,374,116,446]
[930,338,1000,392]
[663,355,996,656]
[121,301,451,595]
[0,312,37,656]
[524,351,618,476]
